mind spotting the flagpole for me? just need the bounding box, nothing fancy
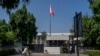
[50,14,51,36]
[49,4,54,36]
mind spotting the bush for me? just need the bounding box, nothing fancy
[0,48,16,56]
[86,50,100,56]
[62,47,68,53]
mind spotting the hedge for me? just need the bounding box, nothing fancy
[86,50,100,56]
[0,48,16,56]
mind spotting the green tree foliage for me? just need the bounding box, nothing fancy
[80,0,100,49]
[5,31,14,41]
[9,4,37,44]
[0,19,8,41]
[88,0,100,48]
[41,31,47,39]
[0,19,14,45]
[88,0,100,21]
[82,15,96,47]
[96,36,100,46]
[0,0,30,13]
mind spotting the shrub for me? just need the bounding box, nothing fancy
[86,50,100,56]
[62,47,68,53]
[0,48,16,56]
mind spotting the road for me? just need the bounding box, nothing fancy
[31,53,88,56]
[10,53,88,56]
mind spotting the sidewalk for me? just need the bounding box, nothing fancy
[31,53,88,56]
[10,54,32,56]
[10,53,88,56]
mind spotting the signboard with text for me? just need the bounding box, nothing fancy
[74,12,82,37]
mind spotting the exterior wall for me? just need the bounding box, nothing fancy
[30,44,44,53]
[32,36,45,44]
[44,47,61,54]
[33,33,74,54]
[47,35,69,40]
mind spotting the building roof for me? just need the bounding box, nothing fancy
[37,33,73,41]
[46,35,69,40]
[37,33,72,36]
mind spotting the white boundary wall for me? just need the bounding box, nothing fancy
[44,47,61,54]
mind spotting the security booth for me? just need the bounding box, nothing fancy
[44,33,71,54]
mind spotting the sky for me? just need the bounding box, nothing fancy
[0,0,92,33]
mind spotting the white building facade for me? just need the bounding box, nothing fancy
[33,33,81,54]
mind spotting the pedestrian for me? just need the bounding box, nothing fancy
[22,47,28,56]
[70,46,72,54]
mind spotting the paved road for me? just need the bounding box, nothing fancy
[31,53,88,56]
[9,53,88,56]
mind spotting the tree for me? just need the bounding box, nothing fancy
[9,4,37,45]
[0,19,7,41]
[40,31,47,44]
[88,0,100,48]
[82,15,96,47]
[0,19,15,46]
[80,0,100,48]
[0,0,30,14]
[96,36,100,46]
[5,31,14,41]
[68,0,100,49]
[41,31,47,39]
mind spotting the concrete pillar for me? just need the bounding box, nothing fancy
[44,40,46,46]
[40,37,42,44]
[36,37,38,44]
[47,41,50,46]
[57,41,58,46]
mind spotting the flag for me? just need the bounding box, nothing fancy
[49,5,54,16]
